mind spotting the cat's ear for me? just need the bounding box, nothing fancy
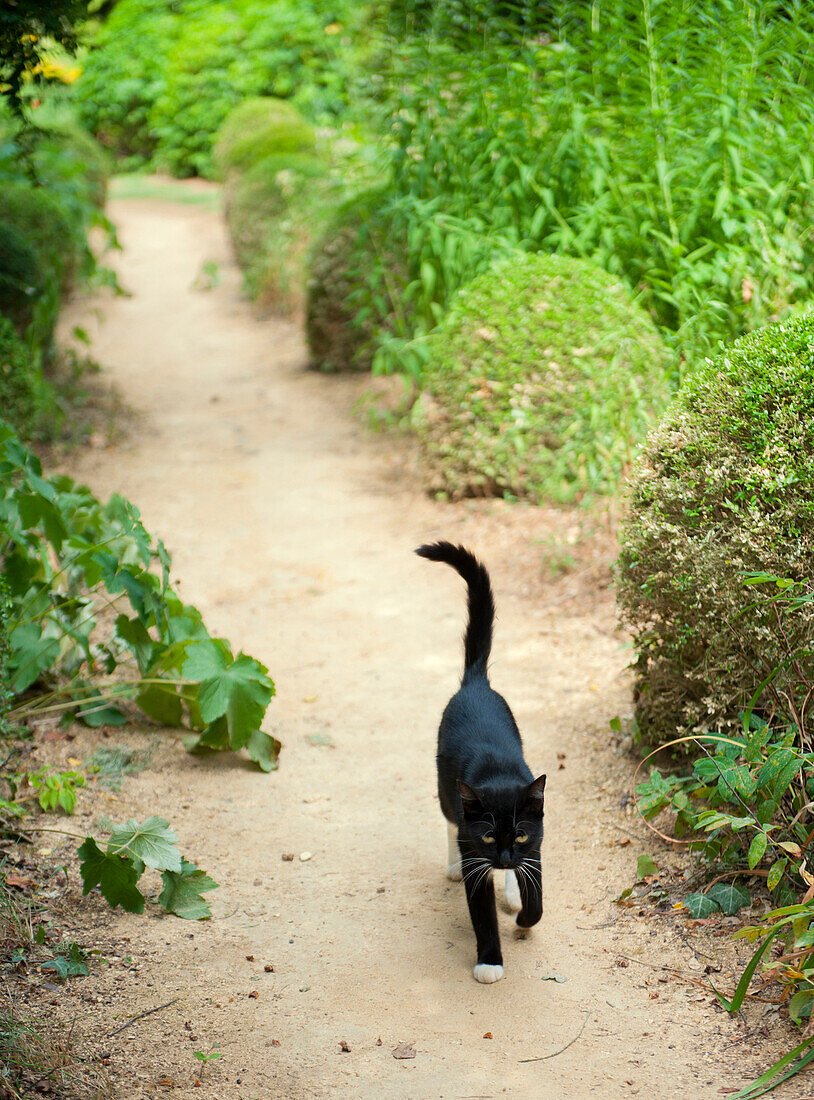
[523,774,546,814]
[458,781,482,814]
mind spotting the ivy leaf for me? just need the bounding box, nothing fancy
[75,688,128,727]
[246,729,281,772]
[77,837,145,913]
[158,859,218,920]
[684,892,720,918]
[108,817,182,873]
[706,883,750,916]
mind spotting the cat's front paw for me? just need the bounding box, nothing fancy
[473,963,504,984]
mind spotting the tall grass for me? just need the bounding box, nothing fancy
[363,0,814,379]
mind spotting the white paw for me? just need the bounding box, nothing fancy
[446,863,463,881]
[504,870,522,912]
[473,963,504,984]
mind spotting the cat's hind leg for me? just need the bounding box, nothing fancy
[446,821,463,881]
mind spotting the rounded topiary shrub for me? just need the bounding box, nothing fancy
[225,153,329,311]
[0,183,81,292]
[415,252,673,502]
[305,188,405,373]
[213,98,317,179]
[0,224,45,334]
[226,153,327,267]
[617,310,814,745]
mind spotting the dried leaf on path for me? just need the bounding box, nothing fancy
[5,873,36,890]
[392,1042,416,1060]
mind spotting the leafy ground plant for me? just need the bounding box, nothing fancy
[0,423,279,770]
[78,816,218,919]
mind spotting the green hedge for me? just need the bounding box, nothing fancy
[213,97,317,178]
[0,224,45,335]
[0,182,82,292]
[0,318,42,441]
[617,310,814,745]
[415,252,673,503]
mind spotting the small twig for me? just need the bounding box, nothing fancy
[518,1012,590,1063]
[611,953,786,1004]
[701,868,769,893]
[107,997,180,1039]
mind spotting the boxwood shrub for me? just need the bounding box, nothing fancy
[617,310,814,745]
[213,98,317,179]
[415,252,673,502]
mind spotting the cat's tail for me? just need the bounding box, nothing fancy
[415,541,494,681]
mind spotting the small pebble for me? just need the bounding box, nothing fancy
[300,852,313,862]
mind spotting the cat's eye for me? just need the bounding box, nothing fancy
[515,833,529,844]
[482,834,496,844]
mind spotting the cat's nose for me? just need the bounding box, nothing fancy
[499,850,512,868]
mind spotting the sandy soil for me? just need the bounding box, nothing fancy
[37,184,794,1099]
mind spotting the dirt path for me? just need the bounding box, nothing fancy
[53,184,768,1099]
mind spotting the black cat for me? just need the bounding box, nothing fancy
[416,541,545,983]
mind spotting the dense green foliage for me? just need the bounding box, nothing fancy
[0,224,44,335]
[0,181,82,293]
[617,311,814,745]
[75,0,374,177]
[310,0,814,379]
[0,103,113,439]
[306,188,405,372]
[0,319,42,442]
[416,253,673,503]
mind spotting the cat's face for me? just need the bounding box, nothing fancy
[457,775,546,871]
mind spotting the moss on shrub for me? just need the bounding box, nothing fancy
[213,97,316,179]
[617,310,814,745]
[415,252,672,502]
[305,188,406,373]
[0,225,45,335]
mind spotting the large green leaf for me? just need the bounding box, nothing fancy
[136,683,183,726]
[246,729,281,772]
[158,859,218,920]
[183,640,275,746]
[77,837,145,913]
[8,622,60,692]
[108,817,182,872]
